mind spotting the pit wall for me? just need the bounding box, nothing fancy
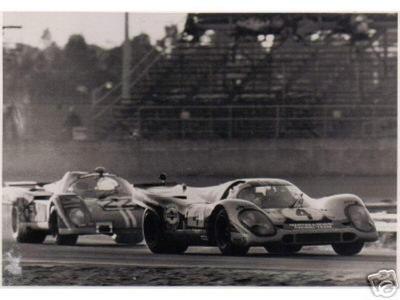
[2,139,396,181]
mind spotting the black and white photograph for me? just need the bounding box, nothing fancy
[1,4,398,293]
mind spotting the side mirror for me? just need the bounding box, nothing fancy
[159,173,167,183]
[95,166,106,176]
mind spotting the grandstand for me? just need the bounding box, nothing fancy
[91,13,396,140]
[2,13,397,180]
[10,13,397,141]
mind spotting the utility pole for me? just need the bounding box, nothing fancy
[122,12,131,102]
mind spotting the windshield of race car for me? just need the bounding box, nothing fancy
[236,184,304,208]
[67,175,131,199]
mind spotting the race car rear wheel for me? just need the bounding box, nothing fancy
[214,209,249,256]
[114,232,143,245]
[264,243,302,255]
[50,210,79,246]
[11,205,47,244]
[332,241,364,256]
[143,210,188,254]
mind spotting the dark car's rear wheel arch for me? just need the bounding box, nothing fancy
[206,205,225,245]
[49,209,78,246]
[143,210,163,248]
[213,208,249,256]
[143,209,188,254]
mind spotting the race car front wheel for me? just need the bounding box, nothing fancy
[332,241,364,256]
[214,209,249,256]
[11,205,47,244]
[265,243,302,255]
[143,210,188,254]
[50,210,78,246]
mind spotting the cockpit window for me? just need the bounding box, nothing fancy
[68,175,131,198]
[237,184,303,208]
[97,177,119,191]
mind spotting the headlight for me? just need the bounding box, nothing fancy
[69,208,86,227]
[239,209,275,236]
[346,204,374,232]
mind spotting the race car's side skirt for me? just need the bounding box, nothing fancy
[18,221,50,231]
[165,229,211,246]
[58,227,142,236]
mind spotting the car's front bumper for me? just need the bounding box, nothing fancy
[231,226,379,247]
[58,221,141,235]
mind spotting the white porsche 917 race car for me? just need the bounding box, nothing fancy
[3,168,146,245]
[140,177,378,256]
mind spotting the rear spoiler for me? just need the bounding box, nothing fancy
[134,182,178,189]
[4,181,50,188]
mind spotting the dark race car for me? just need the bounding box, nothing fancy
[140,177,378,256]
[3,168,147,245]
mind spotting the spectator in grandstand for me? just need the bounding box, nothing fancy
[180,109,191,120]
[331,109,344,137]
[180,108,191,139]
[63,105,82,140]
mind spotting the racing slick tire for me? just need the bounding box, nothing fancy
[114,232,143,245]
[264,243,302,255]
[11,205,47,244]
[214,209,249,256]
[332,241,364,256]
[143,210,188,254]
[50,210,79,246]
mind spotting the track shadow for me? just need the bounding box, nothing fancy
[182,251,335,258]
[41,241,148,249]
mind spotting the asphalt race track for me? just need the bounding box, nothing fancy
[2,229,396,286]
[6,236,396,272]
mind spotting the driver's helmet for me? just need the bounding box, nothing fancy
[95,177,119,191]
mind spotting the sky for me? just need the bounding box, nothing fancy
[3,12,187,49]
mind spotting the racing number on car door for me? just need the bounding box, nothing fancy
[186,206,205,228]
[98,198,137,210]
[34,201,48,222]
